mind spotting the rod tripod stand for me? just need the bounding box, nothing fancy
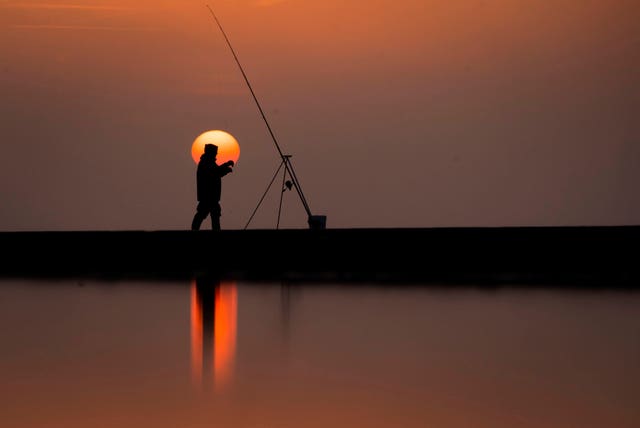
[208,4,325,230]
[244,155,323,230]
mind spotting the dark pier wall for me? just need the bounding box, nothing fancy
[0,226,638,285]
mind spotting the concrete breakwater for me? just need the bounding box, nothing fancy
[1,226,638,285]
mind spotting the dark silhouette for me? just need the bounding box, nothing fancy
[191,274,238,391]
[191,144,234,231]
[192,275,218,386]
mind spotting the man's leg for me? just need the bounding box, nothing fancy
[191,203,208,230]
[211,203,222,231]
[211,215,221,231]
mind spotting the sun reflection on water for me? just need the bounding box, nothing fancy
[190,277,237,391]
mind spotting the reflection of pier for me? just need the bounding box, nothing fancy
[191,276,237,391]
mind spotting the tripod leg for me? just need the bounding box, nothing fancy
[277,164,289,229]
[244,159,286,229]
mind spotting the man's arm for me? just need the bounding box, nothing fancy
[218,160,234,176]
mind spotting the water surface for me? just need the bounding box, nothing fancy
[1,278,638,427]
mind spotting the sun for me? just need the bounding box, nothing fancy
[191,130,241,165]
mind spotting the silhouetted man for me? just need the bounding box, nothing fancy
[191,144,234,231]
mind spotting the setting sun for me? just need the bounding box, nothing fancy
[191,130,240,165]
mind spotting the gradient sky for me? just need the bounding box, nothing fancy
[1,0,638,231]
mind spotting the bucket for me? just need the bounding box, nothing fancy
[308,215,327,230]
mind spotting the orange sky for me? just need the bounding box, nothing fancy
[0,0,638,230]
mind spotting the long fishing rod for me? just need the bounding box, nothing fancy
[205,4,315,224]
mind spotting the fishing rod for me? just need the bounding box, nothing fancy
[206,4,325,230]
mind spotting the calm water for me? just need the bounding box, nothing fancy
[0,278,638,428]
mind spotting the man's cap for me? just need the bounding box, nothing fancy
[204,144,218,154]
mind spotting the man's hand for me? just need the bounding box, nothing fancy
[226,160,235,167]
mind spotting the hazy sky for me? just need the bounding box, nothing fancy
[1,0,638,231]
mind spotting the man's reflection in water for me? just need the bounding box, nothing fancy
[191,276,237,391]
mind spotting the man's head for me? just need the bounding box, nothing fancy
[204,144,218,156]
